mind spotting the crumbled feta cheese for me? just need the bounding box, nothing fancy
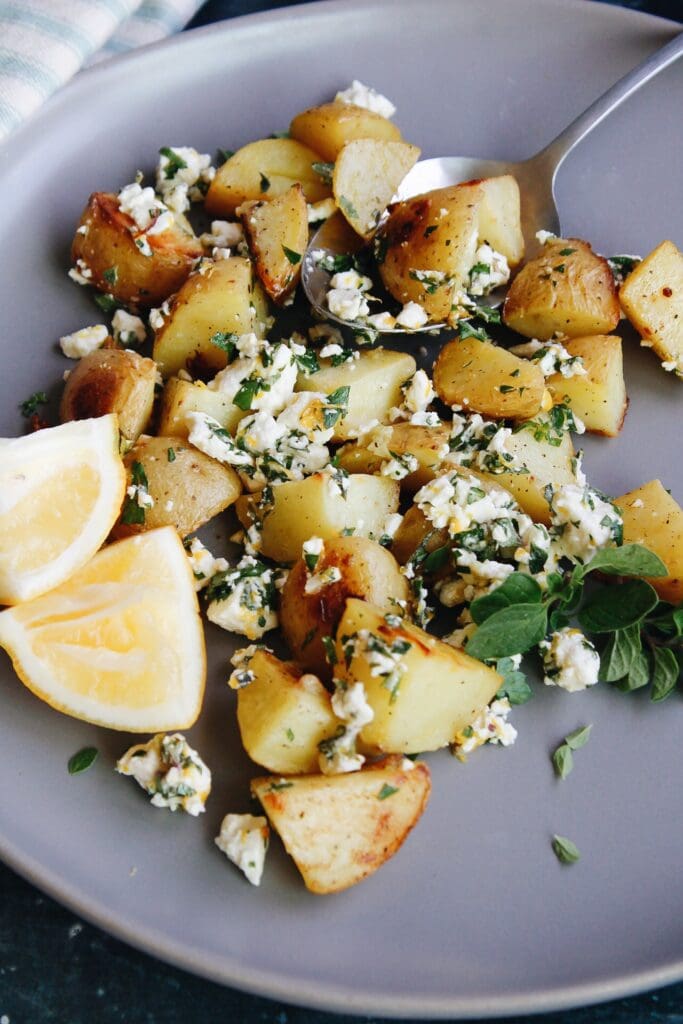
[118,182,172,234]
[148,300,171,333]
[200,219,244,251]
[206,555,283,640]
[319,680,375,775]
[380,511,404,540]
[116,733,211,816]
[186,537,228,591]
[395,301,428,329]
[227,644,267,689]
[59,324,108,358]
[329,269,373,292]
[548,483,623,561]
[366,311,397,330]
[112,309,146,347]
[215,813,269,886]
[510,338,586,379]
[468,244,510,296]
[327,287,370,321]
[209,339,298,416]
[381,451,419,480]
[156,146,214,213]
[335,80,396,118]
[68,258,93,286]
[307,197,338,223]
[536,230,557,245]
[126,480,154,510]
[539,628,600,692]
[452,698,517,758]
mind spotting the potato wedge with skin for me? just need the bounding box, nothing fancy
[240,184,308,303]
[236,473,400,563]
[337,421,451,492]
[390,504,448,566]
[546,335,627,436]
[237,650,338,774]
[617,479,683,604]
[157,377,246,439]
[619,241,683,377]
[280,537,409,678]
[433,336,547,420]
[71,192,202,308]
[152,257,269,379]
[477,175,524,267]
[296,347,416,441]
[112,435,241,540]
[251,755,430,894]
[60,348,156,443]
[335,599,501,754]
[503,238,620,340]
[377,183,484,320]
[333,139,421,240]
[290,101,403,163]
[205,138,331,218]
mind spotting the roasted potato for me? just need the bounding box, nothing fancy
[60,348,156,443]
[335,599,501,754]
[205,138,331,217]
[617,479,683,603]
[112,434,241,539]
[332,139,420,239]
[157,376,246,439]
[390,504,449,565]
[503,237,620,339]
[240,183,308,303]
[377,183,483,320]
[546,334,627,436]
[296,347,416,441]
[280,536,409,678]
[337,420,451,491]
[237,650,338,774]
[619,240,683,376]
[251,755,431,894]
[71,192,202,308]
[152,256,269,379]
[289,101,402,163]
[433,336,547,420]
[477,174,524,267]
[484,427,577,524]
[236,472,400,563]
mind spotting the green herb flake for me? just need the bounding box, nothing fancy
[167,447,176,463]
[282,245,302,266]
[259,172,271,193]
[103,266,118,285]
[558,248,576,256]
[159,146,188,178]
[338,195,359,221]
[211,331,239,357]
[423,225,437,238]
[286,728,295,742]
[268,780,293,792]
[564,724,592,750]
[311,161,334,184]
[19,391,48,418]
[94,293,120,314]
[553,263,566,274]
[552,743,574,779]
[552,834,581,865]
[377,783,399,800]
[68,747,99,775]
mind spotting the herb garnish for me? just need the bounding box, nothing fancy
[377,784,399,800]
[159,146,188,178]
[552,725,592,779]
[311,161,334,184]
[68,747,99,775]
[19,391,47,417]
[282,245,302,265]
[552,835,581,864]
[259,172,271,193]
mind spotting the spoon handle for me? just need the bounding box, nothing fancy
[533,32,683,176]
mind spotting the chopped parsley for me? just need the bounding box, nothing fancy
[19,391,47,417]
[259,172,271,193]
[282,245,302,266]
[159,146,188,178]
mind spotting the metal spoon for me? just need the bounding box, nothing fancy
[302,32,682,334]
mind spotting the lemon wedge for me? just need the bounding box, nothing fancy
[0,527,206,731]
[0,415,126,605]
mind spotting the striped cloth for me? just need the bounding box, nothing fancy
[0,0,204,142]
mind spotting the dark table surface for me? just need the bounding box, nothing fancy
[2,1,682,1022]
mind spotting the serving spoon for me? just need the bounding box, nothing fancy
[302,32,683,334]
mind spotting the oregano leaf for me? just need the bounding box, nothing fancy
[650,646,679,703]
[578,580,659,634]
[466,603,548,660]
[470,573,542,625]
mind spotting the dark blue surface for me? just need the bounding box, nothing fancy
[2,1,682,1021]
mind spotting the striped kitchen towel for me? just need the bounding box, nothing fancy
[0,0,204,142]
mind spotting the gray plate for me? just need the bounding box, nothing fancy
[0,0,682,1018]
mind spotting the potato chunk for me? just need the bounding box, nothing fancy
[617,479,683,603]
[157,377,246,439]
[335,599,501,753]
[337,420,451,491]
[251,755,430,893]
[152,257,268,379]
[377,183,483,320]
[205,138,331,218]
[296,348,416,441]
[486,427,577,524]
[236,473,399,563]
[71,192,202,308]
[60,348,156,442]
[280,537,408,678]
[237,650,338,774]
[333,139,420,239]
[547,335,627,436]
[619,241,683,377]
[289,101,402,163]
[112,435,241,540]
[240,183,308,303]
[503,238,620,339]
[433,336,547,420]
[477,175,524,267]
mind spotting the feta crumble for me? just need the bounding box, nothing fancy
[116,733,211,816]
[186,537,228,591]
[318,680,375,775]
[59,324,108,358]
[156,146,215,214]
[539,628,600,692]
[206,555,284,640]
[547,483,623,561]
[215,813,269,886]
[335,80,396,119]
[112,309,146,347]
[452,698,517,759]
[396,301,429,330]
[468,244,510,296]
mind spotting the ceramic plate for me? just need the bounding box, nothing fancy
[0,0,682,1017]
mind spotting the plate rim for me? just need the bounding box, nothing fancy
[1,0,682,1017]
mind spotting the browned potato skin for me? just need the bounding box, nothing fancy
[289,102,402,163]
[433,336,546,420]
[71,192,202,308]
[503,238,620,340]
[391,505,449,566]
[240,183,308,303]
[377,183,483,320]
[280,537,409,679]
[111,435,241,540]
[251,755,430,894]
[60,348,156,442]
